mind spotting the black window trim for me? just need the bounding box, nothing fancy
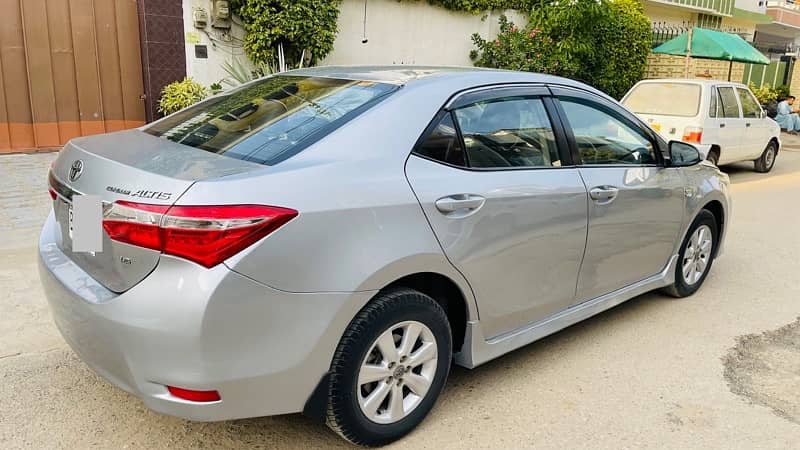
[549,86,667,168]
[410,83,575,172]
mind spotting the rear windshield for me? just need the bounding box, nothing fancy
[623,83,701,117]
[145,75,397,165]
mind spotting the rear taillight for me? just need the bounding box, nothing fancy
[48,188,57,201]
[102,201,297,268]
[682,126,703,144]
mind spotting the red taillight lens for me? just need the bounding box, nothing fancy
[167,386,221,402]
[102,202,297,268]
[682,127,703,144]
[48,188,57,201]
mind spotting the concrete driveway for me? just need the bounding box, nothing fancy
[1,143,799,449]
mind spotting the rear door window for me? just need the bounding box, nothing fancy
[415,113,467,167]
[145,75,397,165]
[717,86,741,118]
[452,97,561,168]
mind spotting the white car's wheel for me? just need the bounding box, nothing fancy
[754,141,777,173]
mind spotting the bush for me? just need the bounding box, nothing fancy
[750,83,791,104]
[774,84,791,100]
[471,0,652,99]
[158,78,207,115]
[235,0,340,67]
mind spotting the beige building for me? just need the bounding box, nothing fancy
[644,0,776,82]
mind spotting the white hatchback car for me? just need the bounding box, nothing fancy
[623,79,780,172]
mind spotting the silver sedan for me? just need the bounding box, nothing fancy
[39,66,730,446]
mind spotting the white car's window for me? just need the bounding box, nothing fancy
[623,83,701,117]
[737,88,762,119]
[453,97,560,169]
[560,99,656,165]
[709,88,720,118]
[717,87,741,118]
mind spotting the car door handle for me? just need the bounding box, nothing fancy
[746,123,751,127]
[719,123,726,128]
[435,194,485,214]
[589,186,619,204]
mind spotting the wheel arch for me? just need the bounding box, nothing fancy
[769,136,780,153]
[701,199,725,257]
[382,272,470,355]
[708,144,721,162]
[303,270,474,423]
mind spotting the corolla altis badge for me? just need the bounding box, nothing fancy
[106,185,172,201]
[69,160,84,182]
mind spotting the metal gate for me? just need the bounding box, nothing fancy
[0,0,145,153]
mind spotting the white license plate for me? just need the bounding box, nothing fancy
[69,195,103,253]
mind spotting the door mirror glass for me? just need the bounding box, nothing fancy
[669,141,702,167]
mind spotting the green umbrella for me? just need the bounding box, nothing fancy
[653,27,770,80]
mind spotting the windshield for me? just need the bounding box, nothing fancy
[623,83,701,117]
[145,75,398,165]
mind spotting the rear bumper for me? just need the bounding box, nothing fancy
[38,211,373,421]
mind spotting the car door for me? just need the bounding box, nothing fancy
[736,86,769,159]
[715,85,745,164]
[551,87,686,302]
[405,86,589,339]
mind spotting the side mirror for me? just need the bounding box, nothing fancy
[668,140,702,167]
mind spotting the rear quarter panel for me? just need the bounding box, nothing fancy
[175,81,480,319]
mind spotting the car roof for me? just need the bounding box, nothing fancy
[283,65,604,94]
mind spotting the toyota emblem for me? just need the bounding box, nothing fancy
[69,160,84,182]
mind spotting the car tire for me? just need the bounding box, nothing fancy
[663,210,718,298]
[706,150,719,166]
[325,288,452,447]
[754,141,777,173]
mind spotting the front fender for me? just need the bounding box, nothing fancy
[677,163,731,257]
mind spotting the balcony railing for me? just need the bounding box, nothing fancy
[651,0,735,16]
[767,0,800,11]
[651,22,748,48]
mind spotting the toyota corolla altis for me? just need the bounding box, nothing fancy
[39,66,730,446]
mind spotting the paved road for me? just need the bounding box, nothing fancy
[1,144,799,449]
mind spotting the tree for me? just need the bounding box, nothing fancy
[234,0,341,67]
[472,0,652,99]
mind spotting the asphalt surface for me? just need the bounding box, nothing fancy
[1,142,799,449]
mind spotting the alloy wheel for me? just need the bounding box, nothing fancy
[682,224,713,285]
[357,321,438,424]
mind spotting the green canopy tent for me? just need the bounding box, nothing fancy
[652,27,770,81]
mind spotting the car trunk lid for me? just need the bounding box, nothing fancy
[48,129,265,293]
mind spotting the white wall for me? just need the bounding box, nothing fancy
[734,0,767,14]
[181,0,526,87]
[323,0,527,66]
[182,0,252,88]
